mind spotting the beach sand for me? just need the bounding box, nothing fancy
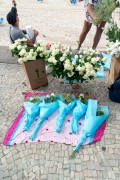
[0,0,119,50]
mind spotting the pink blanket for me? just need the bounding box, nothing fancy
[2,91,106,146]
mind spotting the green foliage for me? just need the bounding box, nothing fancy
[25,96,40,103]
[79,96,89,105]
[44,93,57,103]
[62,93,74,104]
[69,150,77,159]
[104,19,120,42]
[96,109,104,116]
[93,0,117,24]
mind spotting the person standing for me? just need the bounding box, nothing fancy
[77,0,118,49]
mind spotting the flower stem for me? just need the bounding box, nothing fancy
[69,150,77,159]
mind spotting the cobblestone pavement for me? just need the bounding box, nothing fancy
[0,0,120,179]
[0,63,120,180]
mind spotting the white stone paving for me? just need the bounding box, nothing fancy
[0,0,120,179]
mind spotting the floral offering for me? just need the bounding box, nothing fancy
[71,94,88,134]
[104,19,120,42]
[107,40,120,58]
[47,47,106,84]
[30,93,59,140]
[23,96,41,131]
[9,39,50,64]
[56,94,76,133]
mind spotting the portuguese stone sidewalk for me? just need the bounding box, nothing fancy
[0,0,120,179]
[0,63,120,180]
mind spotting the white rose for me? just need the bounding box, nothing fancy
[34,44,37,47]
[30,56,36,60]
[37,47,41,52]
[17,45,22,50]
[65,59,70,64]
[30,49,34,53]
[19,49,26,56]
[60,57,65,61]
[83,51,87,54]
[48,57,52,62]
[85,62,93,70]
[79,94,84,98]
[63,53,67,57]
[40,47,45,52]
[91,57,97,64]
[86,70,91,77]
[52,51,56,56]
[23,57,28,62]
[83,74,88,79]
[90,70,96,77]
[51,93,55,96]
[18,58,24,64]
[102,57,107,62]
[40,53,43,57]
[52,59,57,65]
[64,63,73,71]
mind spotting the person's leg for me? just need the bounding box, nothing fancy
[77,20,92,49]
[92,21,106,49]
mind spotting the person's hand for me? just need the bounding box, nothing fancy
[12,0,16,5]
[34,30,39,37]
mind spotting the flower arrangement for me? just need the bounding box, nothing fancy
[78,94,89,105]
[30,93,59,140]
[107,40,120,58]
[104,19,120,42]
[62,93,75,104]
[56,93,76,132]
[44,93,58,103]
[70,48,106,83]
[47,47,107,84]
[103,18,120,58]
[46,43,73,78]
[70,99,109,159]
[9,39,50,64]
[10,39,106,83]
[71,94,88,134]
[25,96,40,103]
[10,38,28,57]
[23,96,41,131]
[34,41,51,59]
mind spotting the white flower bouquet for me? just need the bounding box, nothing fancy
[104,19,120,42]
[107,40,120,58]
[34,41,51,59]
[46,46,106,84]
[9,39,50,64]
[74,48,106,82]
[10,38,28,57]
[46,43,73,78]
[30,93,59,140]
[56,94,76,133]
[71,94,88,134]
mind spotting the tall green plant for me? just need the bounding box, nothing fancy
[93,0,119,24]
